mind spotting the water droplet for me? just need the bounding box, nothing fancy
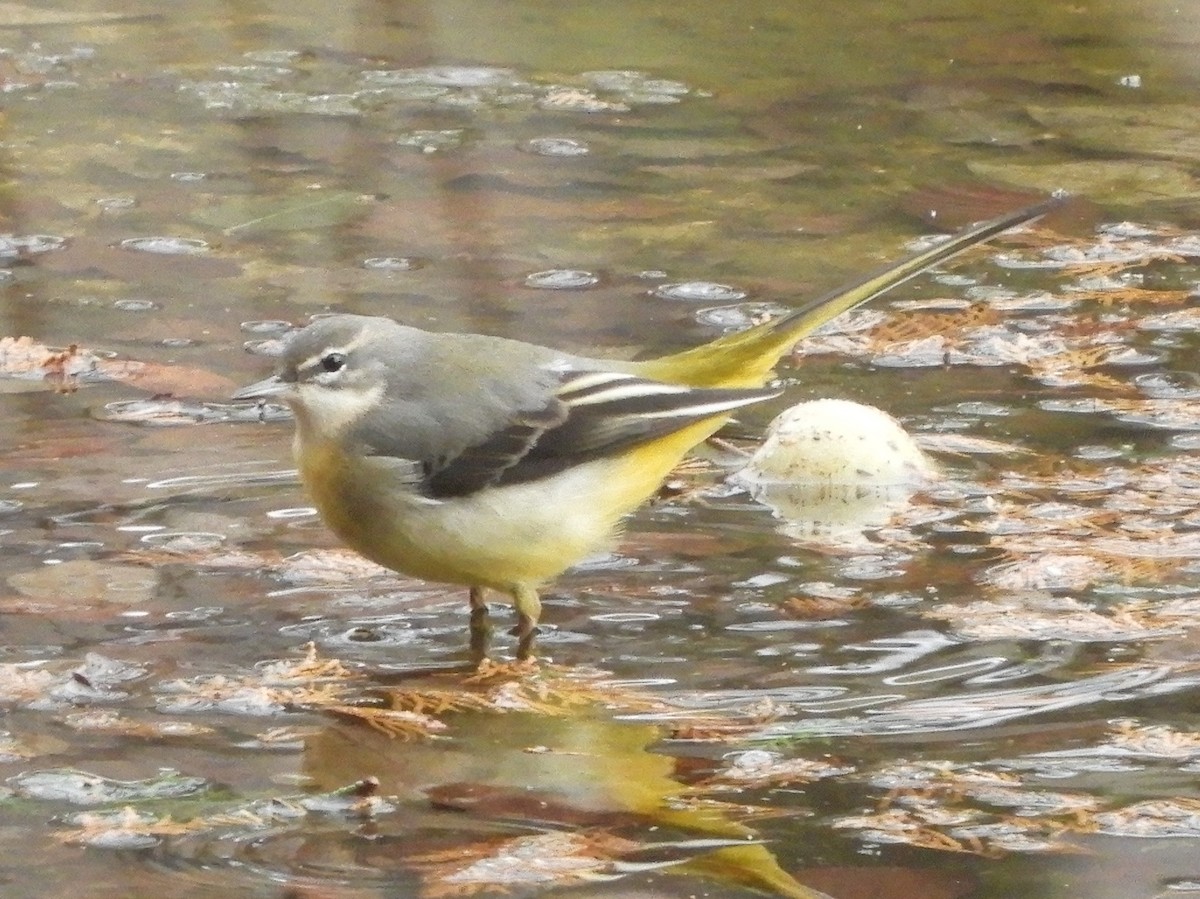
[159,337,198,348]
[653,281,747,302]
[119,236,210,255]
[170,172,207,182]
[637,270,668,280]
[524,137,589,157]
[362,256,420,271]
[524,269,599,289]
[112,299,159,312]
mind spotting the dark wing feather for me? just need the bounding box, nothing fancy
[425,370,778,498]
[424,398,568,498]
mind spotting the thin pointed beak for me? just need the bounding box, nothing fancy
[232,374,292,401]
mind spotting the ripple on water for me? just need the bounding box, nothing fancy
[95,197,136,210]
[653,281,747,302]
[523,137,589,157]
[119,237,210,255]
[9,768,208,804]
[694,302,792,330]
[362,256,420,271]
[362,65,521,89]
[524,269,599,289]
[240,319,293,335]
[113,299,159,312]
[140,532,227,553]
[0,233,67,259]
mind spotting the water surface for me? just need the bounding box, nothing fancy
[1,2,1199,898]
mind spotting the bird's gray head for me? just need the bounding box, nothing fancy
[235,314,419,441]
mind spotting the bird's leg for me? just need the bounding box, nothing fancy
[512,584,541,661]
[468,586,491,662]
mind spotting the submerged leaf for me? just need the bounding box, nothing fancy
[1029,104,1200,164]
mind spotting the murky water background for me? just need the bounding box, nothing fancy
[2,1,1200,897]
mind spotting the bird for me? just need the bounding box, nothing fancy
[234,198,1059,660]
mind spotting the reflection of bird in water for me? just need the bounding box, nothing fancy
[306,700,835,898]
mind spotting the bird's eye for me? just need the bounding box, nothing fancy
[320,352,347,373]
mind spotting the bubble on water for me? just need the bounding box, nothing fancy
[524,136,589,157]
[95,196,136,210]
[119,236,210,255]
[695,302,791,330]
[140,532,227,553]
[0,233,67,258]
[159,336,198,348]
[240,319,293,335]
[524,269,599,289]
[170,171,208,182]
[653,281,747,302]
[637,270,668,280]
[362,256,420,271]
[112,299,159,312]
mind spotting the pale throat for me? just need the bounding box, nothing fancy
[290,380,386,446]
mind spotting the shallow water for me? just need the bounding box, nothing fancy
[1,1,1200,898]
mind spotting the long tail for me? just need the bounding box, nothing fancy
[633,195,1064,388]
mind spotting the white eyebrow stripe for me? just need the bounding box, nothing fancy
[297,331,372,372]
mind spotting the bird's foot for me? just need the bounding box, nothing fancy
[467,654,540,680]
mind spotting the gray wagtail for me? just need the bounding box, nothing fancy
[235,198,1059,659]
